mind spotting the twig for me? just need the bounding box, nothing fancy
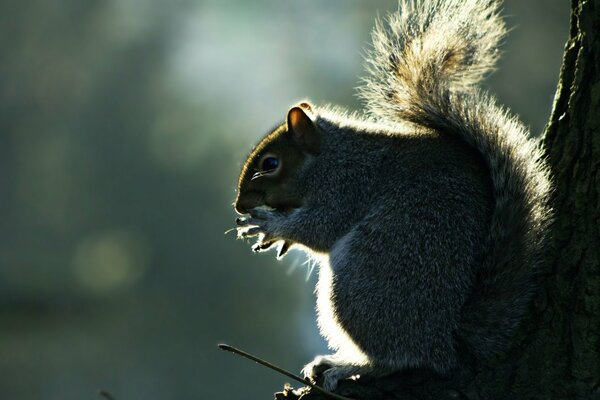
[218,343,355,400]
[97,389,116,400]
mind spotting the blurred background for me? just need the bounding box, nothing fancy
[0,0,569,399]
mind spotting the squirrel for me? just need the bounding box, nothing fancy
[233,0,552,391]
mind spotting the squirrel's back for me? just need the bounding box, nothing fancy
[358,0,553,359]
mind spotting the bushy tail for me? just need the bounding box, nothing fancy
[360,0,505,117]
[359,0,552,359]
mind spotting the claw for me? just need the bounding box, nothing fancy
[239,226,262,238]
[252,240,276,252]
[277,241,292,259]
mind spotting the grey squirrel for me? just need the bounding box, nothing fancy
[234,0,552,391]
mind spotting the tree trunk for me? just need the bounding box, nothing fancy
[532,0,600,397]
[281,1,600,399]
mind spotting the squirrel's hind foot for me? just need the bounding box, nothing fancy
[302,355,372,391]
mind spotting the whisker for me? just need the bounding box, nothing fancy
[306,258,317,281]
[251,171,268,181]
[286,253,301,275]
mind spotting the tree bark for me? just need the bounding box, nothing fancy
[277,1,600,399]
[532,0,600,397]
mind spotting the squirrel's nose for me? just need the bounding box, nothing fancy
[233,191,247,215]
[234,195,255,215]
[234,202,248,215]
[234,191,263,215]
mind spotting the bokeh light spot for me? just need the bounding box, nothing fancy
[71,230,149,294]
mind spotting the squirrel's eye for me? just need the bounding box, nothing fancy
[261,156,280,171]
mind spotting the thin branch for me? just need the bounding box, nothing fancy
[218,343,355,400]
[97,389,116,400]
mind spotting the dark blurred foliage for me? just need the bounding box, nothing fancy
[0,0,568,399]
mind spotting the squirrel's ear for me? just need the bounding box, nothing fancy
[287,103,320,153]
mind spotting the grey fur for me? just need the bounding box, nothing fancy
[235,0,552,391]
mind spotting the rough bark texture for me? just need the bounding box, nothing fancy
[535,0,600,397]
[274,1,600,399]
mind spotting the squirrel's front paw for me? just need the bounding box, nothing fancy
[236,209,291,257]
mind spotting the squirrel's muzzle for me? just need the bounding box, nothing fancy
[234,191,264,215]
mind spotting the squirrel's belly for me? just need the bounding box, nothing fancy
[315,255,369,365]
